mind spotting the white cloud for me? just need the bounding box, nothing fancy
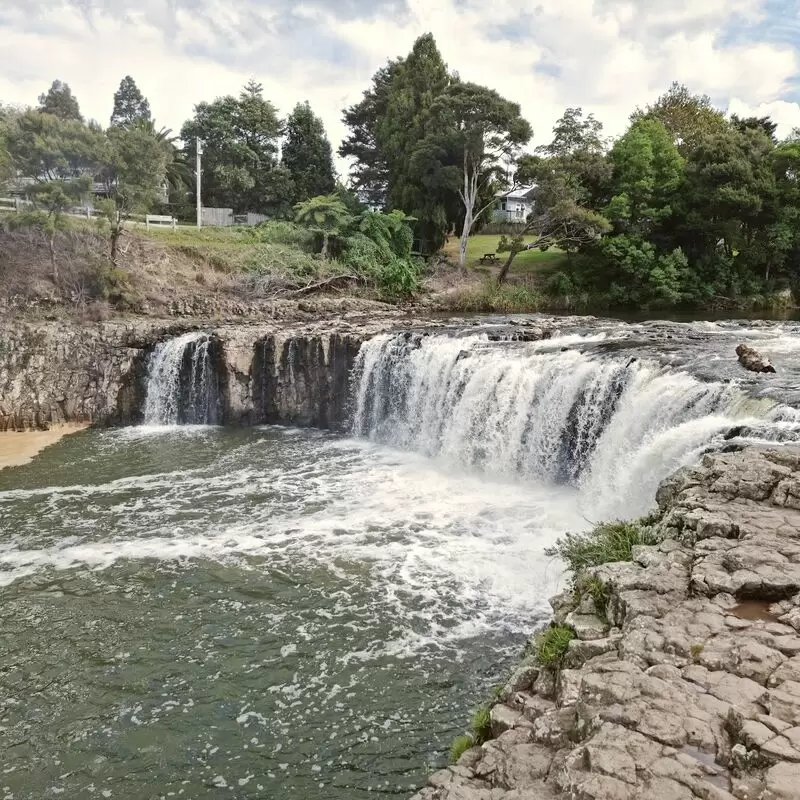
[0,0,797,179]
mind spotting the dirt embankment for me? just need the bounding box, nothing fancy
[0,224,404,322]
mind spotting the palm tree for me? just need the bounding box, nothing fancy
[294,194,354,259]
[129,118,191,193]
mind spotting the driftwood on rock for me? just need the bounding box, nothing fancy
[736,343,776,373]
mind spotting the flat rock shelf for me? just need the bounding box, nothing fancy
[413,446,800,800]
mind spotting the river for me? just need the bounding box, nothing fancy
[1,315,799,799]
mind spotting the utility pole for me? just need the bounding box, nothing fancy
[196,137,203,229]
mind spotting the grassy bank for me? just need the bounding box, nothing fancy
[442,234,566,274]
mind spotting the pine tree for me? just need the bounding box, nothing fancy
[38,80,83,122]
[282,102,335,205]
[110,76,152,127]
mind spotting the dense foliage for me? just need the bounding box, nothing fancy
[494,86,800,309]
[340,34,529,258]
[3,57,800,309]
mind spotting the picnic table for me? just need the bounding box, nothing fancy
[478,253,499,264]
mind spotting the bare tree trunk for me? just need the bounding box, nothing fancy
[321,233,329,260]
[48,232,58,284]
[497,249,518,285]
[110,224,122,267]
[458,214,470,267]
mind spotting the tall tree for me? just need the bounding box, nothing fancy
[536,107,605,158]
[631,82,727,154]
[6,110,105,182]
[679,127,777,292]
[281,101,335,204]
[606,118,684,237]
[340,34,457,253]
[339,61,400,207]
[380,34,453,253]
[421,82,532,266]
[110,75,152,127]
[181,82,285,214]
[38,80,83,122]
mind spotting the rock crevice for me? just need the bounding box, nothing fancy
[413,447,800,800]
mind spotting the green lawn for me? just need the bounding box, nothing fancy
[444,233,566,274]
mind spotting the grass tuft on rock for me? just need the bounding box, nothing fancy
[575,575,610,621]
[545,519,661,574]
[449,734,474,764]
[470,705,492,745]
[535,624,575,668]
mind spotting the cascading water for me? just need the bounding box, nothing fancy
[143,332,222,425]
[351,332,800,519]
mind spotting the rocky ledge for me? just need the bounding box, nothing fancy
[0,315,554,431]
[413,446,800,800]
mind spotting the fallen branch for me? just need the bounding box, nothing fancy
[285,273,363,296]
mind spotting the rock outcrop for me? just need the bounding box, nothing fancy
[0,318,382,431]
[412,447,800,800]
[736,344,776,374]
[0,317,554,431]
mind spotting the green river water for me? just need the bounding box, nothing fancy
[0,425,576,799]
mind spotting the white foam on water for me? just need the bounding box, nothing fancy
[0,434,581,645]
[351,332,800,522]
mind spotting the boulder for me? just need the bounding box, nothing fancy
[736,343,776,373]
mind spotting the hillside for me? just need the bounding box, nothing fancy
[0,218,404,320]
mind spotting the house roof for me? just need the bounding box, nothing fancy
[495,185,537,200]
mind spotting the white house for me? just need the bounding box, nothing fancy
[493,185,536,223]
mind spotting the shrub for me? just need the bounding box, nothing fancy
[545,519,661,574]
[535,625,575,668]
[449,735,474,764]
[446,280,542,313]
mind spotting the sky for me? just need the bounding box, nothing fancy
[1,0,799,178]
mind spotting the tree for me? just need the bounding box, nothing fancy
[6,110,106,182]
[100,125,167,263]
[181,82,284,214]
[730,114,778,143]
[339,60,400,208]
[294,194,354,259]
[340,34,457,253]
[496,145,611,284]
[129,118,191,193]
[29,177,91,282]
[536,107,605,158]
[281,101,335,204]
[606,118,684,236]
[0,105,20,187]
[110,75,152,127]
[421,82,532,266]
[38,80,83,122]
[679,126,777,292]
[631,82,727,154]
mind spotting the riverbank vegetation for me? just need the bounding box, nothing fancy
[2,40,800,314]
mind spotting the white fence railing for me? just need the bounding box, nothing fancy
[0,197,102,219]
[145,214,177,230]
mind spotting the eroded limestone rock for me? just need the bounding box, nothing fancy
[410,447,800,800]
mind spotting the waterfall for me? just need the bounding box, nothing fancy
[143,332,222,426]
[351,333,800,519]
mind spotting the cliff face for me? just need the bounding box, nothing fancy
[0,320,375,432]
[413,447,800,800]
[0,320,162,431]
